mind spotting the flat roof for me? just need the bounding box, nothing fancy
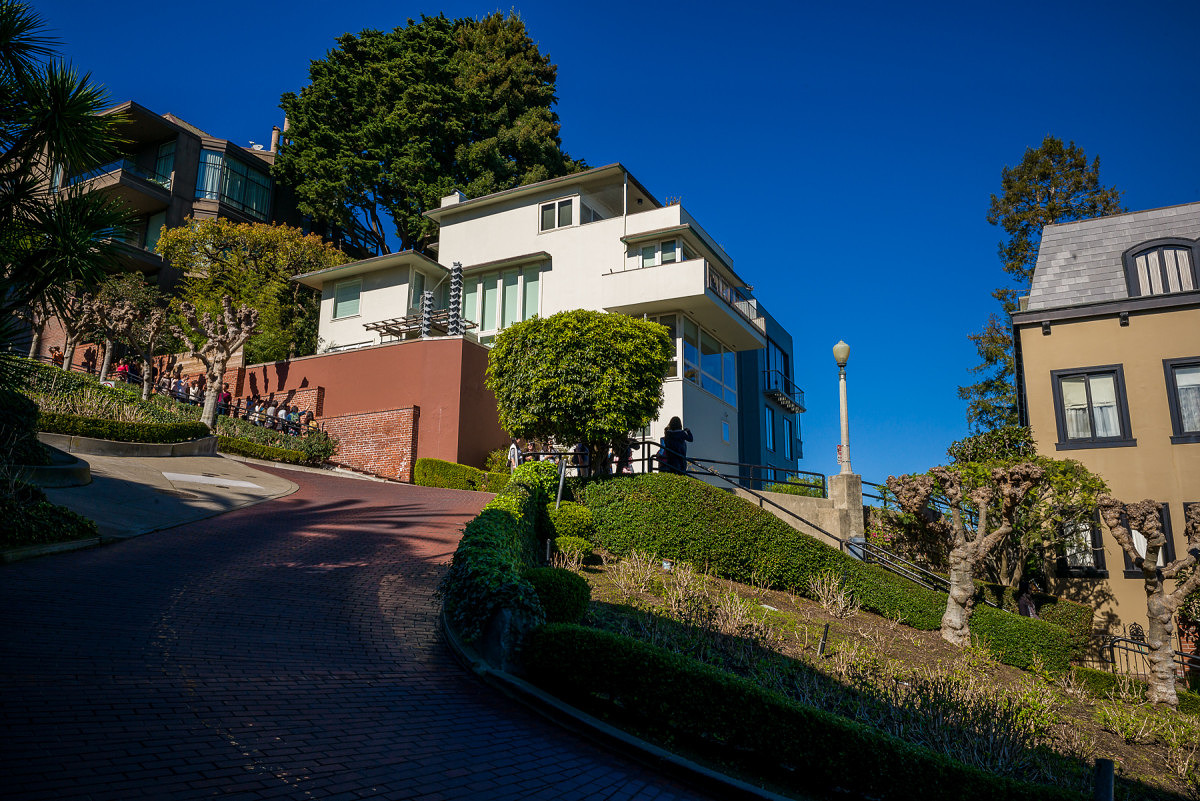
[293,250,444,289]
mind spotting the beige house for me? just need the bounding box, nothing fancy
[1012,201,1200,641]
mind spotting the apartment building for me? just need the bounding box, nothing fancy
[298,164,804,473]
[1012,201,1200,638]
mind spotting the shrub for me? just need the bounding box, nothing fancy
[0,388,48,465]
[20,359,184,424]
[485,447,511,473]
[583,473,1079,671]
[482,472,509,493]
[211,414,337,463]
[764,475,825,498]
[976,581,1094,655]
[437,462,554,641]
[555,535,592,558]
[38,412,211,444]
[547,501,596,542]
[1071,666,1200,715]
[0,480,99,548]
[415,458,487,491]
[524,624,1084,801]
[216,436,308,465]
[521,567,591,623]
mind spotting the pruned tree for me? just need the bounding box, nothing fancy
[959,136,1125,431]
[1098,497,1200,707]
[95,272,175,399]
[51,286,90,370]
[79,292,136,381]
[485,310,671,477]
[887,463,1045,646]
[172,296,257,428]
[14,294,51,358]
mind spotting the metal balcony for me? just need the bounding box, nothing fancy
[764,369,805,412]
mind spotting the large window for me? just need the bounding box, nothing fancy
[1058,516,1107,578]
[1121,504,1176,579]
[681,318,737,406]
[783,417,793,461]
[333,278,361,319]
[1123,239,1198,297]
[461,265,541,341]
[647,314,678,377]
[539,198,573,232]
[1050,365,1135,450]
[764,405,776,451]
[1164,357,1200,443]
[195,149,271,221]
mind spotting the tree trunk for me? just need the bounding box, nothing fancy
[98,338,114,382]
[942,545,977,646]
[200,359,225,429]
[63,341,76,370]
[140,353,154,401]
[28,328,41,359]
[1144,582,1180,707]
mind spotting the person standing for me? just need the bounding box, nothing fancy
[507,438,521,471]
[659,417,693,475]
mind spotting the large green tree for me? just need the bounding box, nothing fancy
[0,0,129,360]
[486,310,672,475]
[157,218,348,364]
[275,12,585,256]
[958,136,1125,431]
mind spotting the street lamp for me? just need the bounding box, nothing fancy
[833,340,851,475]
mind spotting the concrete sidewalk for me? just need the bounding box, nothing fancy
[41,453,299,542]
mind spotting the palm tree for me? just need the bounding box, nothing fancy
[0,0,130,369]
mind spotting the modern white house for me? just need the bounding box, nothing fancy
[295,163,804,475]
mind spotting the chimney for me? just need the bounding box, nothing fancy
[270,126,281,153]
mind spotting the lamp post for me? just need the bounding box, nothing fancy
[833,340,851,475]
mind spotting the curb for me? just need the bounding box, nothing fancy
[1,537,103,564]
[218,453,393,483]
[439,610,797,801]
[38,432,218,458]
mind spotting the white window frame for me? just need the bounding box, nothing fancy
[461,265,542,339]
[332,278,362,320]
[539,196,576,233]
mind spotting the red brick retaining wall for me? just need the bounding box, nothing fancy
[322,407,420,483]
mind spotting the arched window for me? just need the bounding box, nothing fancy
[1122,238,1198,297]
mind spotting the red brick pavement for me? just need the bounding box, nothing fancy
[0,467,710,800]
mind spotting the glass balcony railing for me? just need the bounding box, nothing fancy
[68,158,172,191]
[764,369,805,412]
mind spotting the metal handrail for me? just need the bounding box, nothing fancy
[1101,635,1200,675]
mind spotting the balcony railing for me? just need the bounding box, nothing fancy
[764,369,805,412]
[704,262,764,332]
[68,158,172,191]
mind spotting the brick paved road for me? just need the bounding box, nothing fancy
[0,467,710,800]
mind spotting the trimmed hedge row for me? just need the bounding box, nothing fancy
[38,412,210,444]
[583,473,1080,672]
[1072,666,1200,715]
[546,501,595,541]
[524,624,1084,801]
[415,457,509,493]
[0,482,99,548]
[437,460,560,641]
[521,567,591,623]
[216,436,308,465]
[977,581,1094,655]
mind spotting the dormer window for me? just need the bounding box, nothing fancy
[540,198,573,231]
[1123,239,1198,297]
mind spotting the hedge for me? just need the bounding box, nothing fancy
[524,624,1085,801]
[414,457,508,493]
[436,461,560,641]
[546,501,595,542]
[1072,666,1200,715]
[521,567,591,624]
[976,581,1094,656]
[38,412,210,444]
[216,436,308,465]
[583,473,1081,672]
[1,482,99,548]
[1,387,48,465]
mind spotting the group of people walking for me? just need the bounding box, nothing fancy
[505,417,693,477]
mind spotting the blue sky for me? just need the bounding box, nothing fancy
[40,0,1200,482]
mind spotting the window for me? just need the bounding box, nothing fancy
[635,240,681,268]
[461,265,541,337]
[154,140,175,186]
[1057,515,1107,578]
[722,420,730,443]
[661,239,677,264]
[1123,239,1198,297]
[765,406,776,451]
[333,279,361,319]
[641,244,656,268]
[681,318,737,406]
[1164,357,1200,443]
[647,314,678,377]
[195,149,271,221]
[539,198,573,231]
[783,417,793,461]
[580,202,603,224]
[410,270,426,311]
[1050,365,1135,449]
[1122,503,1176,579]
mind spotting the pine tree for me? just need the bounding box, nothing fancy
[959,136,1125,431]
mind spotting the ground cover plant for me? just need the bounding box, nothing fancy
[540,550,1200,800]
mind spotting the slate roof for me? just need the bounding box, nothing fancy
[1027,201,1200,311]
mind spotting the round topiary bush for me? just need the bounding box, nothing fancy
[555,535,592,559]
[547,501,596,542]
[522,566,591,624]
